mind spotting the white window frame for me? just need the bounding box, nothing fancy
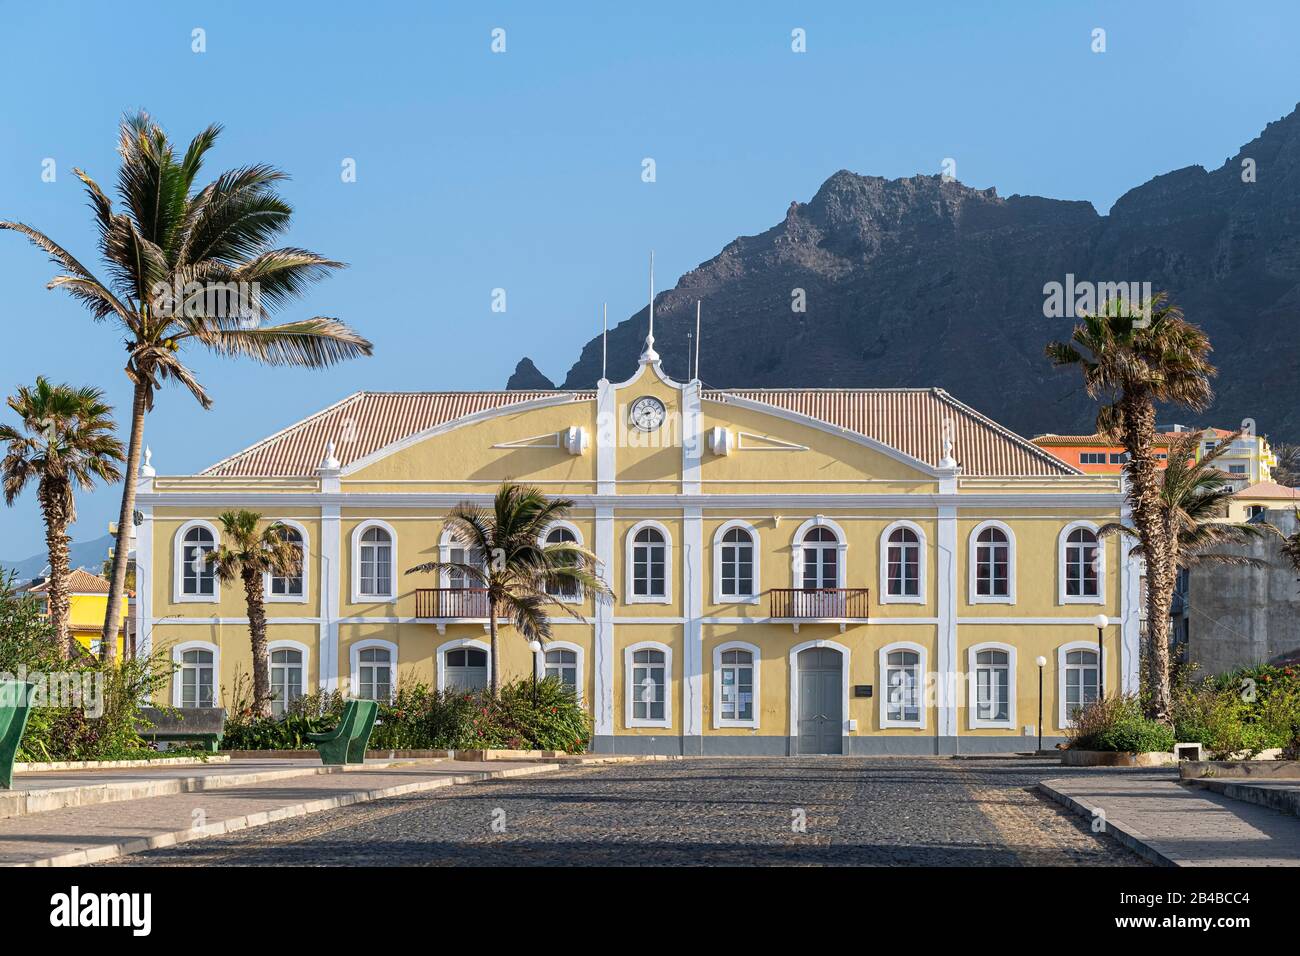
[625,520,673,605]
[879,640,927,729]
[712,640,760,729]
[539,521,584,604]
[966,641,1017,730]
[533,639,585,703]
[789,516,848,590]
[263,519,310,604]
[351,519,398,604]
[968,520,1016,605]
[787,639,851,739]
[267,639,310,715]
[173,519,220,604]
[171,640,220,708]
[436,637,491,693]
[1058,520,1104,605]
[624,640,672,728]
[879,520,927,605]
[1058,641,1103,729]
[712,520,761,605]
[350,638,398,702]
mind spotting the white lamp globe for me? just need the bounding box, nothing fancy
[528,640,542,653]
[1093,613,1110,629]
[1035,656,1047,668]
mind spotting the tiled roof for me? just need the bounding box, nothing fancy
[1236,481,1300,500]
[709,389,1077,477]
[29,568,111,595]
[1033,433,1179,447]
[201,387,1077,479]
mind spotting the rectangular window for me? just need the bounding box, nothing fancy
[885,651,920,723]
[718,649,754,722]
[631,649,666,722]
[1109,452,1128,464]
[1079,452,1106,465]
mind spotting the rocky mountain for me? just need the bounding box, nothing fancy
[510,106,1300,441]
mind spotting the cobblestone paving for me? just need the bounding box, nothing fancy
[106,757,1149,866]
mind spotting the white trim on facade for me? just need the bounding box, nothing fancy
[966,641,1017,730]
[349,637,399,701]
[351,518,398,604]
[967,519,1016,605]
[712,519,762,605]
[624,519,673,604]
[539,520,585,604]
[790,516,848,589]
[712,640,761,729]
[624,640,672,729]
[879,640,927,729]
[879,519,927,605]
[172,518,220,604]
[533,639,585,703]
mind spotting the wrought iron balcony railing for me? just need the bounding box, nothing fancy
[770,588,870,620]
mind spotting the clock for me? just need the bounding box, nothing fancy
[629,396,667,432]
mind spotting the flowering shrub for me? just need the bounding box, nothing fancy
[1068,694,1175,753]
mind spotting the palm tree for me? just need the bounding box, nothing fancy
[1281,512,1300,580]
[1101,429,1278,571]
[1,112,373,659]
[206,511,301,718]
[406,483,611,694]
[0,379,124,657]
[1046,293,1215,724]
[1273,444,1300,488]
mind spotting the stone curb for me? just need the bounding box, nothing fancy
[1188,778,1300,818]
[15,762,560,867]
[1037,779,1178,867]
[14,756,231,773]
[0,759,458,821]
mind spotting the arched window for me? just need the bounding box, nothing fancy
[178,523,216,599]
[717,647,755,724]
[719,527,755,598]
[799,527,839,590]
[882,523,924,602]
[356,523,394,599]
[971,523,1013,602]
[1061,524,1102,602]
[267,524,306,600]
[544,647,579,695]
[543,525,580,599]
[444,647,488,692]
[270,647,304,717]
[625,643,671,727]
[1061,646,1100,726]
[357,646,393,701]
[879,642,926,728]
[172,643,218,708]
[627,523,670,602]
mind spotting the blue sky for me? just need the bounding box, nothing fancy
[1,0,1297,556]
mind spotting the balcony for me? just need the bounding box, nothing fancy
[770,588,870,631]
[415,588,490,633]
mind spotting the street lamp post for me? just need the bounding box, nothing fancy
[1093,613,1109,702]
[1035,656,1047,753]
[528,639,542,707]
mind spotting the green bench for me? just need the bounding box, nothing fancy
[0,681,34,789]
[308,699,378,765]
[136,707,227,753]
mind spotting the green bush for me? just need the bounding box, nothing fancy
[222,675,591,753]
[1069,695,1175,753]
[0,574,173,762]
[1173,668,1297,759]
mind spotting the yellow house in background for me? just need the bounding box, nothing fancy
[27,568,127,658]
[134,328,1140,754]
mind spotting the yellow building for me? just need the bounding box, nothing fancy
[135,331,1140,754]
[26,568,128,657]
[1224,481,1300,522]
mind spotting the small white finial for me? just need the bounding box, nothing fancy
[320,439,340,471]
[139,445,156,477]
[640,250,660,364]
[939,435,957,470]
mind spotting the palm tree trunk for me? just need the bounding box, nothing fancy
[488,601,499,696]
[102,379,148,659]
[1121,394,1174,724]
[39,478,72,659]
[244,569,272,718]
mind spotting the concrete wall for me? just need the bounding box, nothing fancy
[1188,509,1300,674]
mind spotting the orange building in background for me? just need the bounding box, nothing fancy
[1030,433,1176,474]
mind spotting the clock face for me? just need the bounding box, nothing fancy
[629,396,667,432]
